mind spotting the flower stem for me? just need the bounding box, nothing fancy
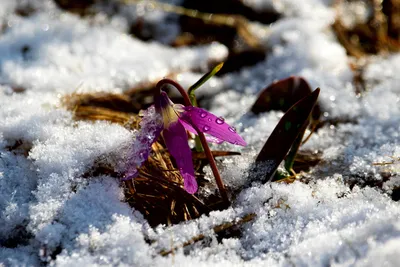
[196,131,229,205]
[156,78,229,205]
[155,78,192,108]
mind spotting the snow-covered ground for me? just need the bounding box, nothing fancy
[1,0,399,266]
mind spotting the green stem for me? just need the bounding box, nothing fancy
[188,62,224,105]
[283,121,309,175]
[188,63,224,152]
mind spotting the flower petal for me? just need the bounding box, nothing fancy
[179,119,224,144]
[203,134,224,144]
[181,106,247,146]
[155,91,181,128]
[163,121,198,194]
[122,106,163,180]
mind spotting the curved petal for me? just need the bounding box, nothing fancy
[179,119,224,144]
[163,121,198,194]
[180,106,247,146]
[178,118,197,135]
[203,134,224,144]
[122,106,163,180]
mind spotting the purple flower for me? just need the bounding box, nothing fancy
[123,91,246,194]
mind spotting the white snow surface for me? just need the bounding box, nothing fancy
[0,0,399,266]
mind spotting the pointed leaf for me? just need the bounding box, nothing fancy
[188,63,224,107]
[255,88,320,182]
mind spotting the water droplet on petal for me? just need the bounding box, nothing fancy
[186,106,193,111]
[203,125,210,132]
[228,126,236,133]
[200,112,207,118]
[216,117,224,124]
[208,118,212,122]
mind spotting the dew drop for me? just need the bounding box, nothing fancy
[200,112,207,118]
[186,106,193,111]
[203,125,210,132]
[208,118,212,122]
[216,117,224,124]
[228,126,236,133]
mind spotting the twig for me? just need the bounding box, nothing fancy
[159,213,256,256]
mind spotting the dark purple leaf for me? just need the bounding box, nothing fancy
[251,76,321,121]
[255,88,320,182]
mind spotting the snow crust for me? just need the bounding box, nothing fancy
[0,0,399,266]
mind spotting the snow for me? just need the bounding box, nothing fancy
[0,0,399,266]
[0,12,227,93]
